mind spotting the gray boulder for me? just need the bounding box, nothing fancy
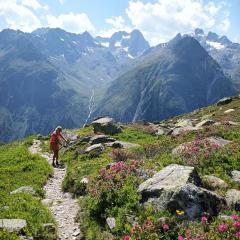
[10,186,36,196]
[225,189,240,211]
[0,219,27,232]
[195,119,215,128]
[89,135,115,145]
[202,175,228,190]
[138,164,225,220]
[91,117,122,135]
[172,126,200,136]
[230,170,240,184]
[175,119,195,127]
[217,97,233,106]
[105,141,140,149]
[106,217,116,230]
[85,144,105,155]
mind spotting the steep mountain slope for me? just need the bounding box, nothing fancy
[95,36,236,122]
[189,29,240,87]
[0,29,89,142]
[0,28,150,142]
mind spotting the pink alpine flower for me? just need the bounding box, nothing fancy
[178,236,184,240]
[218,224,228,232]
[162,224,170,231]
[235,232,240,238]
[232,215,239,221]
[122,236,131,240]
[233,221,240,229]
[201,216,208,224]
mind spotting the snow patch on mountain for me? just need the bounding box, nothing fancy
[206,41,225,50]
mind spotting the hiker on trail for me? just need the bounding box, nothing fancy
[50,126,68,167]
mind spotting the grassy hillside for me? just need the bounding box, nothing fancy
[0,137,55,240]
[57,97,240,239]
[3,96,240,239]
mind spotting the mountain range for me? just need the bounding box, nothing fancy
[0,27,239,142]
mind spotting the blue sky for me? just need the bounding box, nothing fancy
[0,0,239,45]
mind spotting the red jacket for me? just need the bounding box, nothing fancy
[50,131,61,147]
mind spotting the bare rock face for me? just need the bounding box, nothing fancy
[91,117,122,135]
[225,189,240,211]
[138,164,226,220]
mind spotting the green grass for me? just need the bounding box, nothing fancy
[116,125,156,145]
[0,137,55,239]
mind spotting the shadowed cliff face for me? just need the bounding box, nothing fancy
[94,37,236,123]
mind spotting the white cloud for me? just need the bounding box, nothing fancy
[126,0,231,45]
[21,0,48,11]
[58,0,65,4]
[0,0,42,32]
[46,12,95,33]
[98,16,132,38]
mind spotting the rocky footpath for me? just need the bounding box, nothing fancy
[29,140,81,240]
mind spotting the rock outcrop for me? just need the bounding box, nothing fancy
[91,117,122,135]
[138,164,226,220]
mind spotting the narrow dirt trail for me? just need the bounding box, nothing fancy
[29,140,81,240]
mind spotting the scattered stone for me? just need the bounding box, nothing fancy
[218,215,232,221]
[172,126,200,136]
[175,119,195,127]
[224,109,235,114]
[80,136,92,143]
[0,219,27,232]
[138,164,225,220]
[217,97,233,106]
[106,217,116,230]
[105,141,140,149]
[85,144,105,155]
[41,199,53,206]
[42,223,56,235]
[230,170,240,184]
[89,135,116,145]
[105,141,123,148]
[91,117,122,135]
[62,131,78,141]
[201,114,215,121]
[80,177,89,184]
[10,186,36,196]
[195,119,215,128]
[149,124,172,136]
[225,121,239,126]
[72,229,81,237]
[202,175,228,190]
[225,189,240,211]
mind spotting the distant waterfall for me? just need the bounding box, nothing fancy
[83,89,95,127]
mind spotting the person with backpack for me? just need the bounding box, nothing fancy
[50,126,68,167]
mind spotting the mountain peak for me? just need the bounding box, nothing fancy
[194,28,204,36]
